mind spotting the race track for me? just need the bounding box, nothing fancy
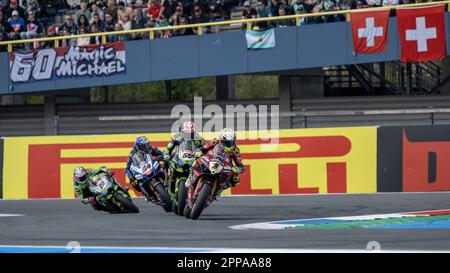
[1,192,450,251]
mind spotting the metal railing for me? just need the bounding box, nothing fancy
[1,1,450,52]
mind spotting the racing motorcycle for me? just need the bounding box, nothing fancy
[167,140,199,216]
[130,154,173,212]
[184,145,234,220]
[89,173,139,213]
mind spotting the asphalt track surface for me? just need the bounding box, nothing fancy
[1,192,450,251]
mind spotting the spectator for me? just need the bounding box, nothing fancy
[89,0,106,8]
[148,0,162,20]
[77,14,90,29]
[292,0,305,13]
[0,26,8,52]
[271,0,281,16]
[0,10,10,33]
[242,1,257,20]
[90,2,105,22]
[118,12,132,40]
[40,25,56,48]
[75,0,92,23]
[255,0,272,29]
[276,5,294,27]
[117,1,133,23]
[280,0,294,15]
[6,0,25,19]
[216,0,231,19]
[162,0,179,19]
[90,23,101,44]
[59,14,78,35]
[8,10,26,40]
[106,0,118,21]
[156,14,171,38]
[110,23,124,41]
[91,13,105,31]
[209,3,224,33]
[20,10,42,41]
[189,4,208,34]
[76,26,90,46]
[241,1,256,29]
[172,16,193,36]
[60,26,75,47]
[119,12,132,30]
[131,7,146,39]
[104,13,116,32]
[169,5,184,25]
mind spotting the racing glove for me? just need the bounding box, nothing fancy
[163,154,171,162]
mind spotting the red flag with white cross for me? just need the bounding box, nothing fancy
[397,5,446,62]
[351,9,390,53]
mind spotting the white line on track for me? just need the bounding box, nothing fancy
[1,191,450,201]
[0,214,24,217]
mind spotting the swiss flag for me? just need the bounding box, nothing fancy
[351,10,390,53]
[397,5,446,62]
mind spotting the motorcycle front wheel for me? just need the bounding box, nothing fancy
[154,183,173,213]
[190,183,212,220]
[114,193,139,213]
[177,179,188,216]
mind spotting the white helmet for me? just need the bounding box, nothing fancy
[218,128,236,151]
[74,166,88,184]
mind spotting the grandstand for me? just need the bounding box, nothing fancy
[1,0,450,136]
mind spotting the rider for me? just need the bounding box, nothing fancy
[163,121,205,163]
[186,128,245,194]
[73,166,116,212]
[124,136,164,194]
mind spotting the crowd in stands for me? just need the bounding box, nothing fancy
[0,0,442,50]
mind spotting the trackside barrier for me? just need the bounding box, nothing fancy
[377,125,450,192]
[0,127,377,199]
[0,137,3,199]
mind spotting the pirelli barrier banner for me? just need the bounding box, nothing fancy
[378,125,450,192]
[0,127,377,199]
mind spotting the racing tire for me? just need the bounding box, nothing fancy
[114,193,139,213]
[172,202,179,215]
[155,183,173,213]
[190,183,212,220]
[177,179,188,216]
[184,205,191,219]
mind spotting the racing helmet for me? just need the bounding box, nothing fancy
[74,166,88,184]
[218,128,236,151]
[135,136,151,153]
[180,121,196,141]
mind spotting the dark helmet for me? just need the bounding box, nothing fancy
[135,136,151,153]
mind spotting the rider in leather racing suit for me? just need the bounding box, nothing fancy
[163,121,205,186]
[186,128,245,195]
[124,136,164,194]
[73,166,116,212]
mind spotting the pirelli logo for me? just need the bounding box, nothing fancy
[1,128,377,199]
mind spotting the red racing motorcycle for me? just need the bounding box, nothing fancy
[183,146,234,220]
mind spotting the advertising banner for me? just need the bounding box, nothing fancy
[378,125,450,192]
[1,127,377,199]
[9,41,126,83]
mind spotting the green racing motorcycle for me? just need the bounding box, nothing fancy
[89,173,139,213]
[167,140,199,216]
